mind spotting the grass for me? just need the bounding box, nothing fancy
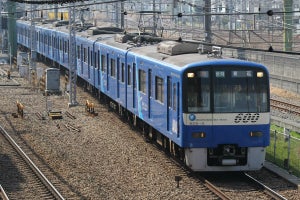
[266,124,300,177]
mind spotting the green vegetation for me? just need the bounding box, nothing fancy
[266,124,300,177]
[270,124,300,139]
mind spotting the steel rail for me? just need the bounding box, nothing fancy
[0,125,65,200]
[0,185,9,200]
[244,173,288,200]
[200,178,232,200]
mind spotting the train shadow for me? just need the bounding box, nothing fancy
[0,153,25,194]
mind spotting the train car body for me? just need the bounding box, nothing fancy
[16,19,270,171]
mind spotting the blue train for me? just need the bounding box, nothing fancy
[16,19,270,171]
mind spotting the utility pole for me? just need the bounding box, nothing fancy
[153,0,157,35]
[68,2,77,106]
[30,4,36,72]
[0,0,3,54]
[284,0,293,51]
[204,0,212,47]
[7,0,16,60]
[120,1,125,29]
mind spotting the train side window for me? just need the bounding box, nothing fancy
[88,47,90,65]
[76,45,80,59]
[139,69,146,93]
[133,63,136,89]
[127,65,131,85]
[155,76,164,103]
[60,39,63,51]
[90,49,93,66]
[94,52,97,68]
[40,33,42,44]
[111,58,116,77]
[97,50,100,69]
[38,32,40,43]
[101,54,106,72]
[148,69,152,97]
[167,78,172,108]
[51,36,54,48]
[121,63,125,83]
[44,35,47,45]
[83,48,87,63]
[63,40,66,53]
[172,83,177,111]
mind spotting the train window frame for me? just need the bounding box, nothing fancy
[88,47,90,66]
[184,69,211,113]
[83,47,87,63]
[127,65,132,86]
[110,58,116,78]
[38,32,41,44]
[172,83,177,111]
[44,34,47,45]
[76,45,80,59]
[167,77,172,108]
[213,67,269,113]
[60,39,63,51]
[51,36,53,48]
[90,49,93,66]
[64,40,66,53]
[94,52,97,68]
[121,63,125,83]
[155,76,164,103]
[101,54,106,72]
[133,63,136,89]
[148,69,152,97]
[138,69,146,93]
[97,50,100,69]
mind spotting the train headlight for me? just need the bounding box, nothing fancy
[192,132,206,138]
[250,131,263,137]
[187,72,195,78]
[257,72,264,78]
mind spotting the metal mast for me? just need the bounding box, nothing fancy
[204,0,212,49]
[7,0,16,59]
[30,4,36,72]
[68,2,77,106]
[284,0,293,51]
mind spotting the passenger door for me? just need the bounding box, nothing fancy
[167,77,179,136]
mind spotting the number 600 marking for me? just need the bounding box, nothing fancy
[234,113,260,123]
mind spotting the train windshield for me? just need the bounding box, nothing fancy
[184,67,269,113]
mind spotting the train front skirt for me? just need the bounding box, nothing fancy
[184,147,265,171]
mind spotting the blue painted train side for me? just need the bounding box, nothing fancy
[16,20,270,171]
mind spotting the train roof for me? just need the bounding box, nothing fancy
[17,20,264,69]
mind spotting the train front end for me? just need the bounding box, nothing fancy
[182,61,270,171]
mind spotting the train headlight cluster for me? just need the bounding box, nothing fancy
[192,132,206,138]
[249,131,263,137]
[257,72,264,78]
[187,72,195,78]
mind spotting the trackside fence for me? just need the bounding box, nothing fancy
[266,129,300,177]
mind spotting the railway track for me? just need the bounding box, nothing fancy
[200,171,292,200]
[271,98,300,116]
[0,124,64,199]
[0,185,9,200]
[109,108,292,200]
[244,173,288,200]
